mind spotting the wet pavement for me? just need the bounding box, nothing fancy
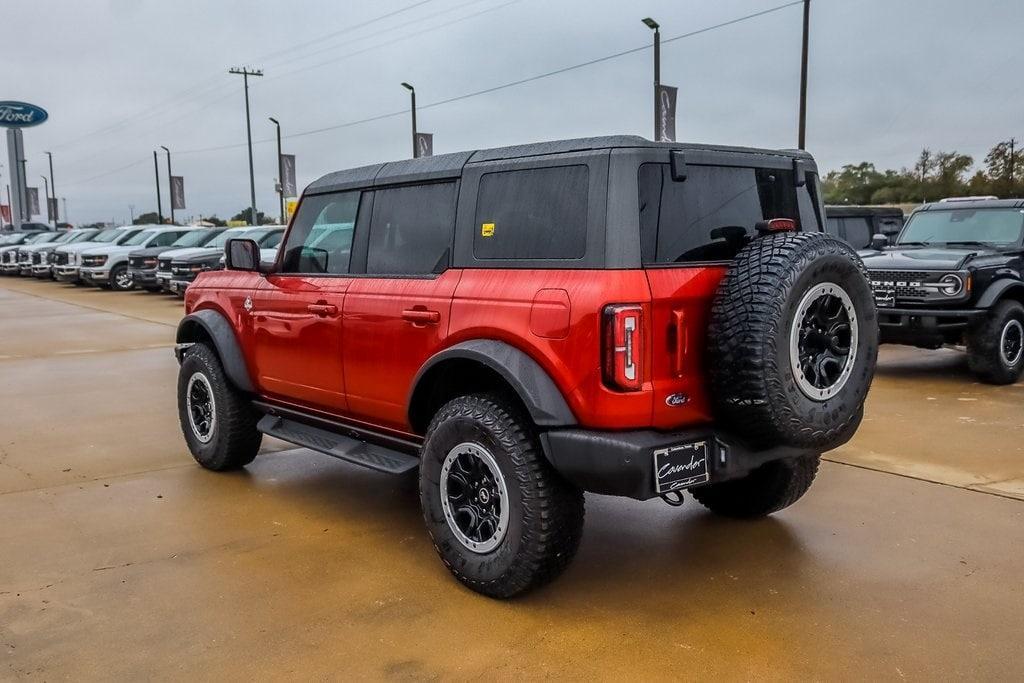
[2,278,1022,679]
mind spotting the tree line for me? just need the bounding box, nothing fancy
[822,139,1022,205]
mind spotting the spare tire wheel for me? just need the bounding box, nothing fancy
[707,231,877,450]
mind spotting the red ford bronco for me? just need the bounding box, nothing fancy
[176,136,877,598]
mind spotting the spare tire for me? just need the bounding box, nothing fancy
[707,231,877,450]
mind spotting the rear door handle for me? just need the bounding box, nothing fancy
[307,303,338,317]
[402,308,441,325]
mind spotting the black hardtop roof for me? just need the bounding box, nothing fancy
[825,205,905,218]
[916,198,1024,212]
[307,135,815,194]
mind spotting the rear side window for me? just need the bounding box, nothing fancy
[638,163,809,264]
[473,165,589,260]
[280,191,359,274]
[367,182,456,275]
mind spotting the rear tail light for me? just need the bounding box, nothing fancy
[603,304,644,391]
[756,217,797,233]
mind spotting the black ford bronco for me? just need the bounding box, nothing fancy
[861,197,1024,384]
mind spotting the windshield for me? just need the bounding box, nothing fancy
[259,230,283,248]
[899,208,1024,246]
[172,229,220,247]
[31,233,60,244]
[207,229,247,249]
[122,229,156,246]
[91,228,122,243]
[0,234,21,245]
[67,231,96,243]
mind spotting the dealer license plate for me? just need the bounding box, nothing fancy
[653,440,710,493]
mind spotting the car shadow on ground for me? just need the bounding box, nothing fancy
[224,447,810,608]
[873,346,977,382]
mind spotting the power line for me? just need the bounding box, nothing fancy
[65,1,804,184]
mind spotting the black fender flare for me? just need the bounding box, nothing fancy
[408,340,577,429]
[175,309,255,393]
[975,279,1024,309]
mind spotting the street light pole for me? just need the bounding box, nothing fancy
[229,67,264,225]
[798,0,811,150]
[152,150,163,224]
[269,117,284,223]
[642,18,660,141]
[45,152,56,223]
[401,82,417,158]
[160,146,174,224]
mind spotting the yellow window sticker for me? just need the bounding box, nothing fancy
[481,222,495,237]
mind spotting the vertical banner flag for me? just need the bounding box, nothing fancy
[415,133,433,158]
[655,85,677,143]
[281,155,297,197]
[47,197,59,221]
[285,198,299,222]
[1,205,10,223]
[26,187,39,216]
[171,176,186,210]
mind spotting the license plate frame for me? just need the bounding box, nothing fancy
[653,440,711,494]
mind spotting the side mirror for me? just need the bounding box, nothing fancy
[225,238,261,272]
[870,233,888,250]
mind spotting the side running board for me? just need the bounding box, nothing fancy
[257,415,419,475]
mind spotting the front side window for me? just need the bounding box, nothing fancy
[638,163,810,264]
[898,208,1024,246]
[280,192,360,274]
[473,166,589,260]
[367,183,456,275]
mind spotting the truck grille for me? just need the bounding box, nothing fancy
[31,252,43,264]
[51,252,68,265]
[82,255,107,267]
[158,257,172,271]
[868,270,933,299]
[1,251,14,264]
[129,256,147,268]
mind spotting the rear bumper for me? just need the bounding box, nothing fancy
[541,427,816,501]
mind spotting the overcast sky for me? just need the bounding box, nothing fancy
[5,0,1023,224]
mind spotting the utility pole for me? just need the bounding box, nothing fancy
[269,117,284,223]
[152,150,163,224]
[798,0,811,150]
[160,145,174,224]
[129,204,135,223]
[401,82,418,158]
[45,152,56,221]
[229,67,264,225]
[642,18,660,141]
[62,197,68,225]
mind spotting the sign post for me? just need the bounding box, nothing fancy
[0,101,49,229]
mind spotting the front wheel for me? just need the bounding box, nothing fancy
[967,300,1024,385]
[419,394,584,599]
[109,264,133,291]
[177,343,262,470]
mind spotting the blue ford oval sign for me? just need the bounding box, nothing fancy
[0,101,48,128]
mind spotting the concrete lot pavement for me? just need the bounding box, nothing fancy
[2,278,1022,679]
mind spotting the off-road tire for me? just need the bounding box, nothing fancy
[707,231,878,450]
[419,394,584,599]
[690,454,820,518]
[177,343,261,471]
[966,299,1024,385]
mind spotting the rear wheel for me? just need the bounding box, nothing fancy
[177,343,262,470]
[967,300,1024,385]
[690,454,820,518]
[419,394,584,599]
